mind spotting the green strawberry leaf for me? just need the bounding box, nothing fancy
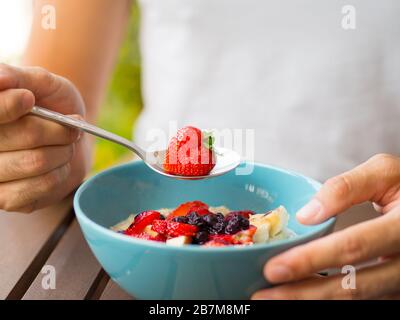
[202,130,215,150]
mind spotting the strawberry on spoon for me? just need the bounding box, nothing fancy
[163,126,216,176]
[31,108,240,180]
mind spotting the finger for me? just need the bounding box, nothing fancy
[0,88,35,123]
[0,114,81,151]
[297,154,400,224]
[0,144,74,182]
[0,63,84,115]
[253,256,400,300]
[264,207,400,283]
[0,163,71,213]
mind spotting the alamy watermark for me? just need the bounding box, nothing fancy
[341,5,356,30]
[341,265,356,290]
[41,264,56,290]
[41,4,56,30]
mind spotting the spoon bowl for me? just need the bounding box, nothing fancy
[147,147,241,180]
[30,106,241,179]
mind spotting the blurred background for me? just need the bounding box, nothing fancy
[0,1,142,172]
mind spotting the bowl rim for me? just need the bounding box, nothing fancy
[74,161,336,253]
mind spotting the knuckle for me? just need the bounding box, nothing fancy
[1,94,16,122]
[65,127,79,143]
[341,235,364,263]
[31,67,57,91]
[1,91,22,122]
[40,171,61,191]
[40,163,70,191]
[1,195,24,213]
[370,153,397,168]
[0,63,12,76]
[286,247,315,275]
[325,174,353,199]
[31,66,49,79]
[60,76,75,90]
[0,183,37,214]
[22,149,49,174]
[2,202,18,213]
[22,118,42,146]
[57,145,75,164]
[66,144,75,161]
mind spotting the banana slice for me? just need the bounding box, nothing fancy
[143,225,159,237]
[158,208,172,218]
[249,206,289,239]
[209,206,231,216]
[266,206,289,237]
[166,236,192,246]
[252,223,270,243]
[111,214,135,232]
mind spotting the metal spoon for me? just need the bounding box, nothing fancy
[30,106,241,180]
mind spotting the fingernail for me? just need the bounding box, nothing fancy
[296,199,323,223]
[77,131,83,141]
[267,265,293,282]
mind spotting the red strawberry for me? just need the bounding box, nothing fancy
[129,232,166,242]
[167,200,209,220]
[166,221,198,237]
[125,211,161,235]
[232,225,257,245]
[163,126,216,176]
[151,219,167,235]
[209,234,234,244]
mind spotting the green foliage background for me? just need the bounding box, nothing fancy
[93,3,142,172]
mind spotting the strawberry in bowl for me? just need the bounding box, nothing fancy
[163,126,216,176]
[111,201,294,247]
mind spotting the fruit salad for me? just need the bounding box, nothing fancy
[111,201,294,247]
[163,126,216,176]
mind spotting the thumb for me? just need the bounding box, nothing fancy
[296,154,400,225]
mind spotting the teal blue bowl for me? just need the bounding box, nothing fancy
[74,161,335,300]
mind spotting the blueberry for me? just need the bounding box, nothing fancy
[193,231,209,245]
[240,218,249,230]
[224,213,234,223]
[224,213,250,234]
[203,213,218,226]
[187,212,206,228]
[172,216,189,223]
[210,221,226,234]
[225,222,241,234]
[224,215,242,234]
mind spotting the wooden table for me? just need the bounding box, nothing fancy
[0,193,379,300]
[0,196,133,300]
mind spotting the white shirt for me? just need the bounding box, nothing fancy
[135,0,400,181]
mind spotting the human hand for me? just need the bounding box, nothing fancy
[253,154,400,299]
[0,63,91,212]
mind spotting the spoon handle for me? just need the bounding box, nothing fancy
[30,106,146,159]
